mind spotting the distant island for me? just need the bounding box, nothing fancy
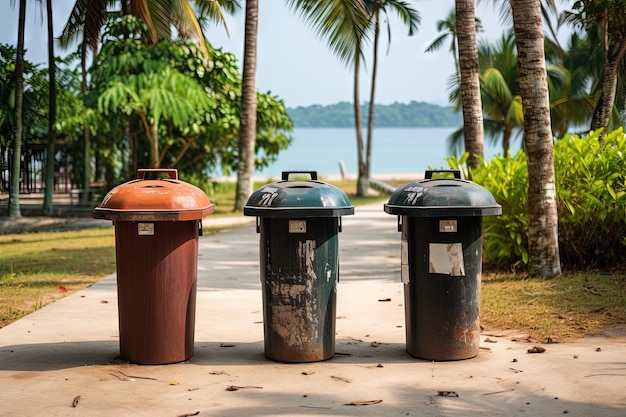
[286,101,462,128]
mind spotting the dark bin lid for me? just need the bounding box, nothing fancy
[384,170,502,217]
[243,171,354,218]
[93,169,214,221]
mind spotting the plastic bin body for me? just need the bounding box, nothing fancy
[401,215,483,360]
[260,216,339,362]
[385,170,501,361]
[114,220,199,364]
[244,171,353,363]
[94,169,213,364]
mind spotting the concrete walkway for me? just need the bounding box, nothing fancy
[1,204,625,416]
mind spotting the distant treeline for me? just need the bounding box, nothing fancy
[286,101,463,128]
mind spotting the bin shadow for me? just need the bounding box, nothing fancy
[0,340,120,371]
[189,338,436,367]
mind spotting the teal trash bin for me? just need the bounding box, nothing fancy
[384,170,501,361]
[244,171,354,363]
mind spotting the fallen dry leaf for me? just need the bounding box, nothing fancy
[437,391,459,397]
[330,375,351,383]
[226,385,263,391]
[345,400,383,406]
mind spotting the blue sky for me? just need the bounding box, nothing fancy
[1,1,541,107]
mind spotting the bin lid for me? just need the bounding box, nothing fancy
[243,171,354,218]
[93,169,214,221]
[384,170,502,217]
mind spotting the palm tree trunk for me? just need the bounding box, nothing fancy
[43,0,56,216]
[234,0,259,211]
[9,0,27,218]
[456,0,484,170]
[364,13,380,196]
[512,0,561,277]
[355,53,367,197]
[589,11,626,136]
[80,42,91,206]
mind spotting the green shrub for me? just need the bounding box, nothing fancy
[554,129,626,268]
[448,128,626,270]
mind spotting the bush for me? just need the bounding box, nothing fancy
[448,128,626,271]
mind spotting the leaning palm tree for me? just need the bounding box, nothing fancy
[363,0,419,193]
[8,0,26,218]
[234,0,259,211]
[564,1,626,135]
[511,0,561,277]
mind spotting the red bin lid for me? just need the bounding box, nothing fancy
[93,169,214,221]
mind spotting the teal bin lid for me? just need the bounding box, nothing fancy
[384,170,502,217]
[244,171,355,218]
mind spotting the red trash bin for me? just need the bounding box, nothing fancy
[94,169,213,364]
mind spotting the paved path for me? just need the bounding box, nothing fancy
[1,204,625,416]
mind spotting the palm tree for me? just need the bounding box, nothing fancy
[478,32,523,155]
[565,1,626,136]
[425,9,459,69]
[286,0,371,195]
[363,0,419,193]
[426,8,483,74]
[455,0,483,169]
[42,0,56,216]
[511,0,561,277]
[234,0,258,211]
[8,0,26,218]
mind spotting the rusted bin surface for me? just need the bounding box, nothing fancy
[94,169,213,364]
[384,170,501,361]
[244,171,354,363]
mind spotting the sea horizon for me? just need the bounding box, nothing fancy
[243,127,512,181]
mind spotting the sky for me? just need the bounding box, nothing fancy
[0,1,543,108]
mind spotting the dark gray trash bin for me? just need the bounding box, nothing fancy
[244,171,354,363]
[384,170,501,361]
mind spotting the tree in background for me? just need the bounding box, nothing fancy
[286,0,370,195]
[8,0,26,218]
[565,0,626,136]
[58,0,238,195]
[234,0,259,211]
[363,0,419,192]
[511,0,561,277]
[479,31,523,155]
[455,0,484,170]
[42,0,56,216]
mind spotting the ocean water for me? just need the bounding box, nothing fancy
[256,127,506,179]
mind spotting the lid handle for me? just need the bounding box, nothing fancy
[137,169,178,180]
[425,169,461,180]
[281,171,318,181]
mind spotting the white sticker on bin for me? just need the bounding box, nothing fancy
[138,222,155,236]
[429,243,465,276]
[289,220,307,233]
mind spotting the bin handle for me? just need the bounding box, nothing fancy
[424,169,461,180]
[137,169,178,180]
[281,171,318,181]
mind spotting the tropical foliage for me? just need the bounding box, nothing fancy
[448,128,626,271]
